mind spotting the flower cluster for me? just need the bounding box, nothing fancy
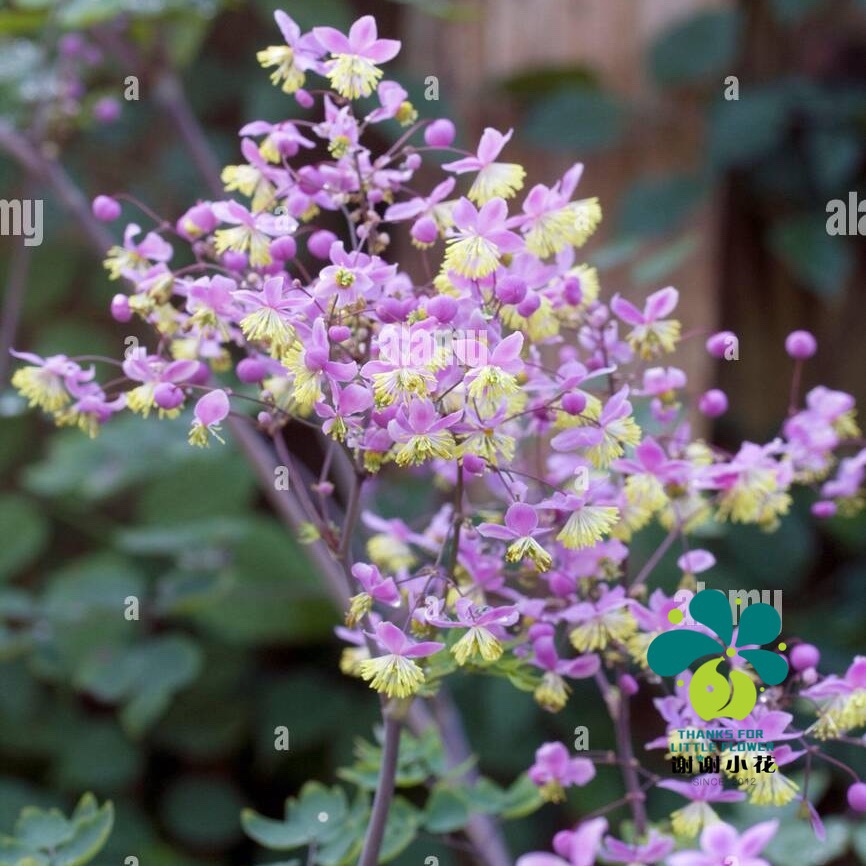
[12,10,866,866]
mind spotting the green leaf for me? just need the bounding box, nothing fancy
[53,799,113,866]
[422,786,469,833]
[525,87,627,154]
[14,810,74,850]
[769,214,854,296]
[468,778,507,815]
[709,86,792,169]
[242,784,349,851]
[379,798,419,863]
[499,774,543,819]
[161,777,243,849]
[649,10,741,86]
[618,174,707,239]
[0,494,49,582]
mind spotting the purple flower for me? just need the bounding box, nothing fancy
[527,741,595,802]
[443,127,525,203]
[386,399,462,467]
[313,15,400,99]
[189,389,230,447]
[516,817,607,866]
[358,621,443,699]
[601,829,674,864]
[442,197,523,278]
[667,819,778,866]
[478,502,553,571]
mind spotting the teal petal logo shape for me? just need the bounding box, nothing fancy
[647,590,789,721]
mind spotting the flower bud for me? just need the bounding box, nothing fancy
[329,325,351,343]
[785,329,817,360]
[495,275,527,305]
[188,362,211,386]
[411,216,439,246]
[517,293,540,318]
[618,674,639,696]
[462,453,486,475]
[706,330,737,358]
[308,230,337,259]
[92,195,121,222]
[237,357,268,383]
[294,88,314,109]
[424,119,456,148]
[153,382,184,410]
[848,783,866,812]
[270,236,297,261]
[562,393,587,415]
[92,97,121,124]
[221,251,247,271]
[790,643,820,672]
[699,389,728,418]
[811,500,837,518]
[110,293,131,322]
[427,294,457,323]
[405,152,422,170]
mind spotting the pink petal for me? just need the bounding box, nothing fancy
[506,502,538,536]
[738,820,779,858]
[312,25,351,54]
[274,10,300,45]
[348,14,377,49]
[476,127,511,164]
[610,294,645,326]
[194,389,230,426]
[645,285,679,321]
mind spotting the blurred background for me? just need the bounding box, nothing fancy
[2,0,866,864]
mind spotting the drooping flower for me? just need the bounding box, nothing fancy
[527,741,595,802]
[358,620,443,698]
[443,127,525,204]
[313,15,401,100]
[188,389,231,447]
[526,623,599,712]
[658,775,746,837]
[562,584,637,652]
[667,819,778,866]
[256,11,322,94]
[423,596,518,665]
[610,286,681,359]
[516,818,608,866]
[601,829,674,864]
[10,351,93,413]
[104,223,173,280]
[346,562,400,626]
[386,399,462,466]
[442,197,523,279]
[477,501,553,571]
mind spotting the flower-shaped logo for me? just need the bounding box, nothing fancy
[647,590,789,721]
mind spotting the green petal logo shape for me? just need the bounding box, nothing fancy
[647,590,789,722]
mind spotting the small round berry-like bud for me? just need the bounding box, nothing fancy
[308,230,337,260]
[790,643,820,672]
[563,275,583,306]
[562,393,587,415]
[294,88,314,109]
[221,251,247,271]
[811,500,837,519]
[411,216,439,246]
[517,293,540,317]
[462,453,486,475]
[92,97,121,124]
[110,293,131,322]
[329,325,351,343]
[848,783,866,812]
[785,329,817,360]
[153,382,184,410]
[405,152,422,170]
[706,330,736,358]
[699,389,728,418]
[92,195,121,222]
[270,236,297,261]
[618,674,639,696]
[237,357,268,383]
[424,119,456,148]
[427,294,457,323]
[258,411,273,426]
[495,275,527,305]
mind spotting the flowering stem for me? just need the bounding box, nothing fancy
[358,712,401,866]
[629,526,680,592]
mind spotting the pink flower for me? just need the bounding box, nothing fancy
[189,389,230,447]
[601,830,674,864]
[516,817,608,866]
[667,820,779,866]
[443,127,525,203]
[442,197,523,278]
[527,742,595,801]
